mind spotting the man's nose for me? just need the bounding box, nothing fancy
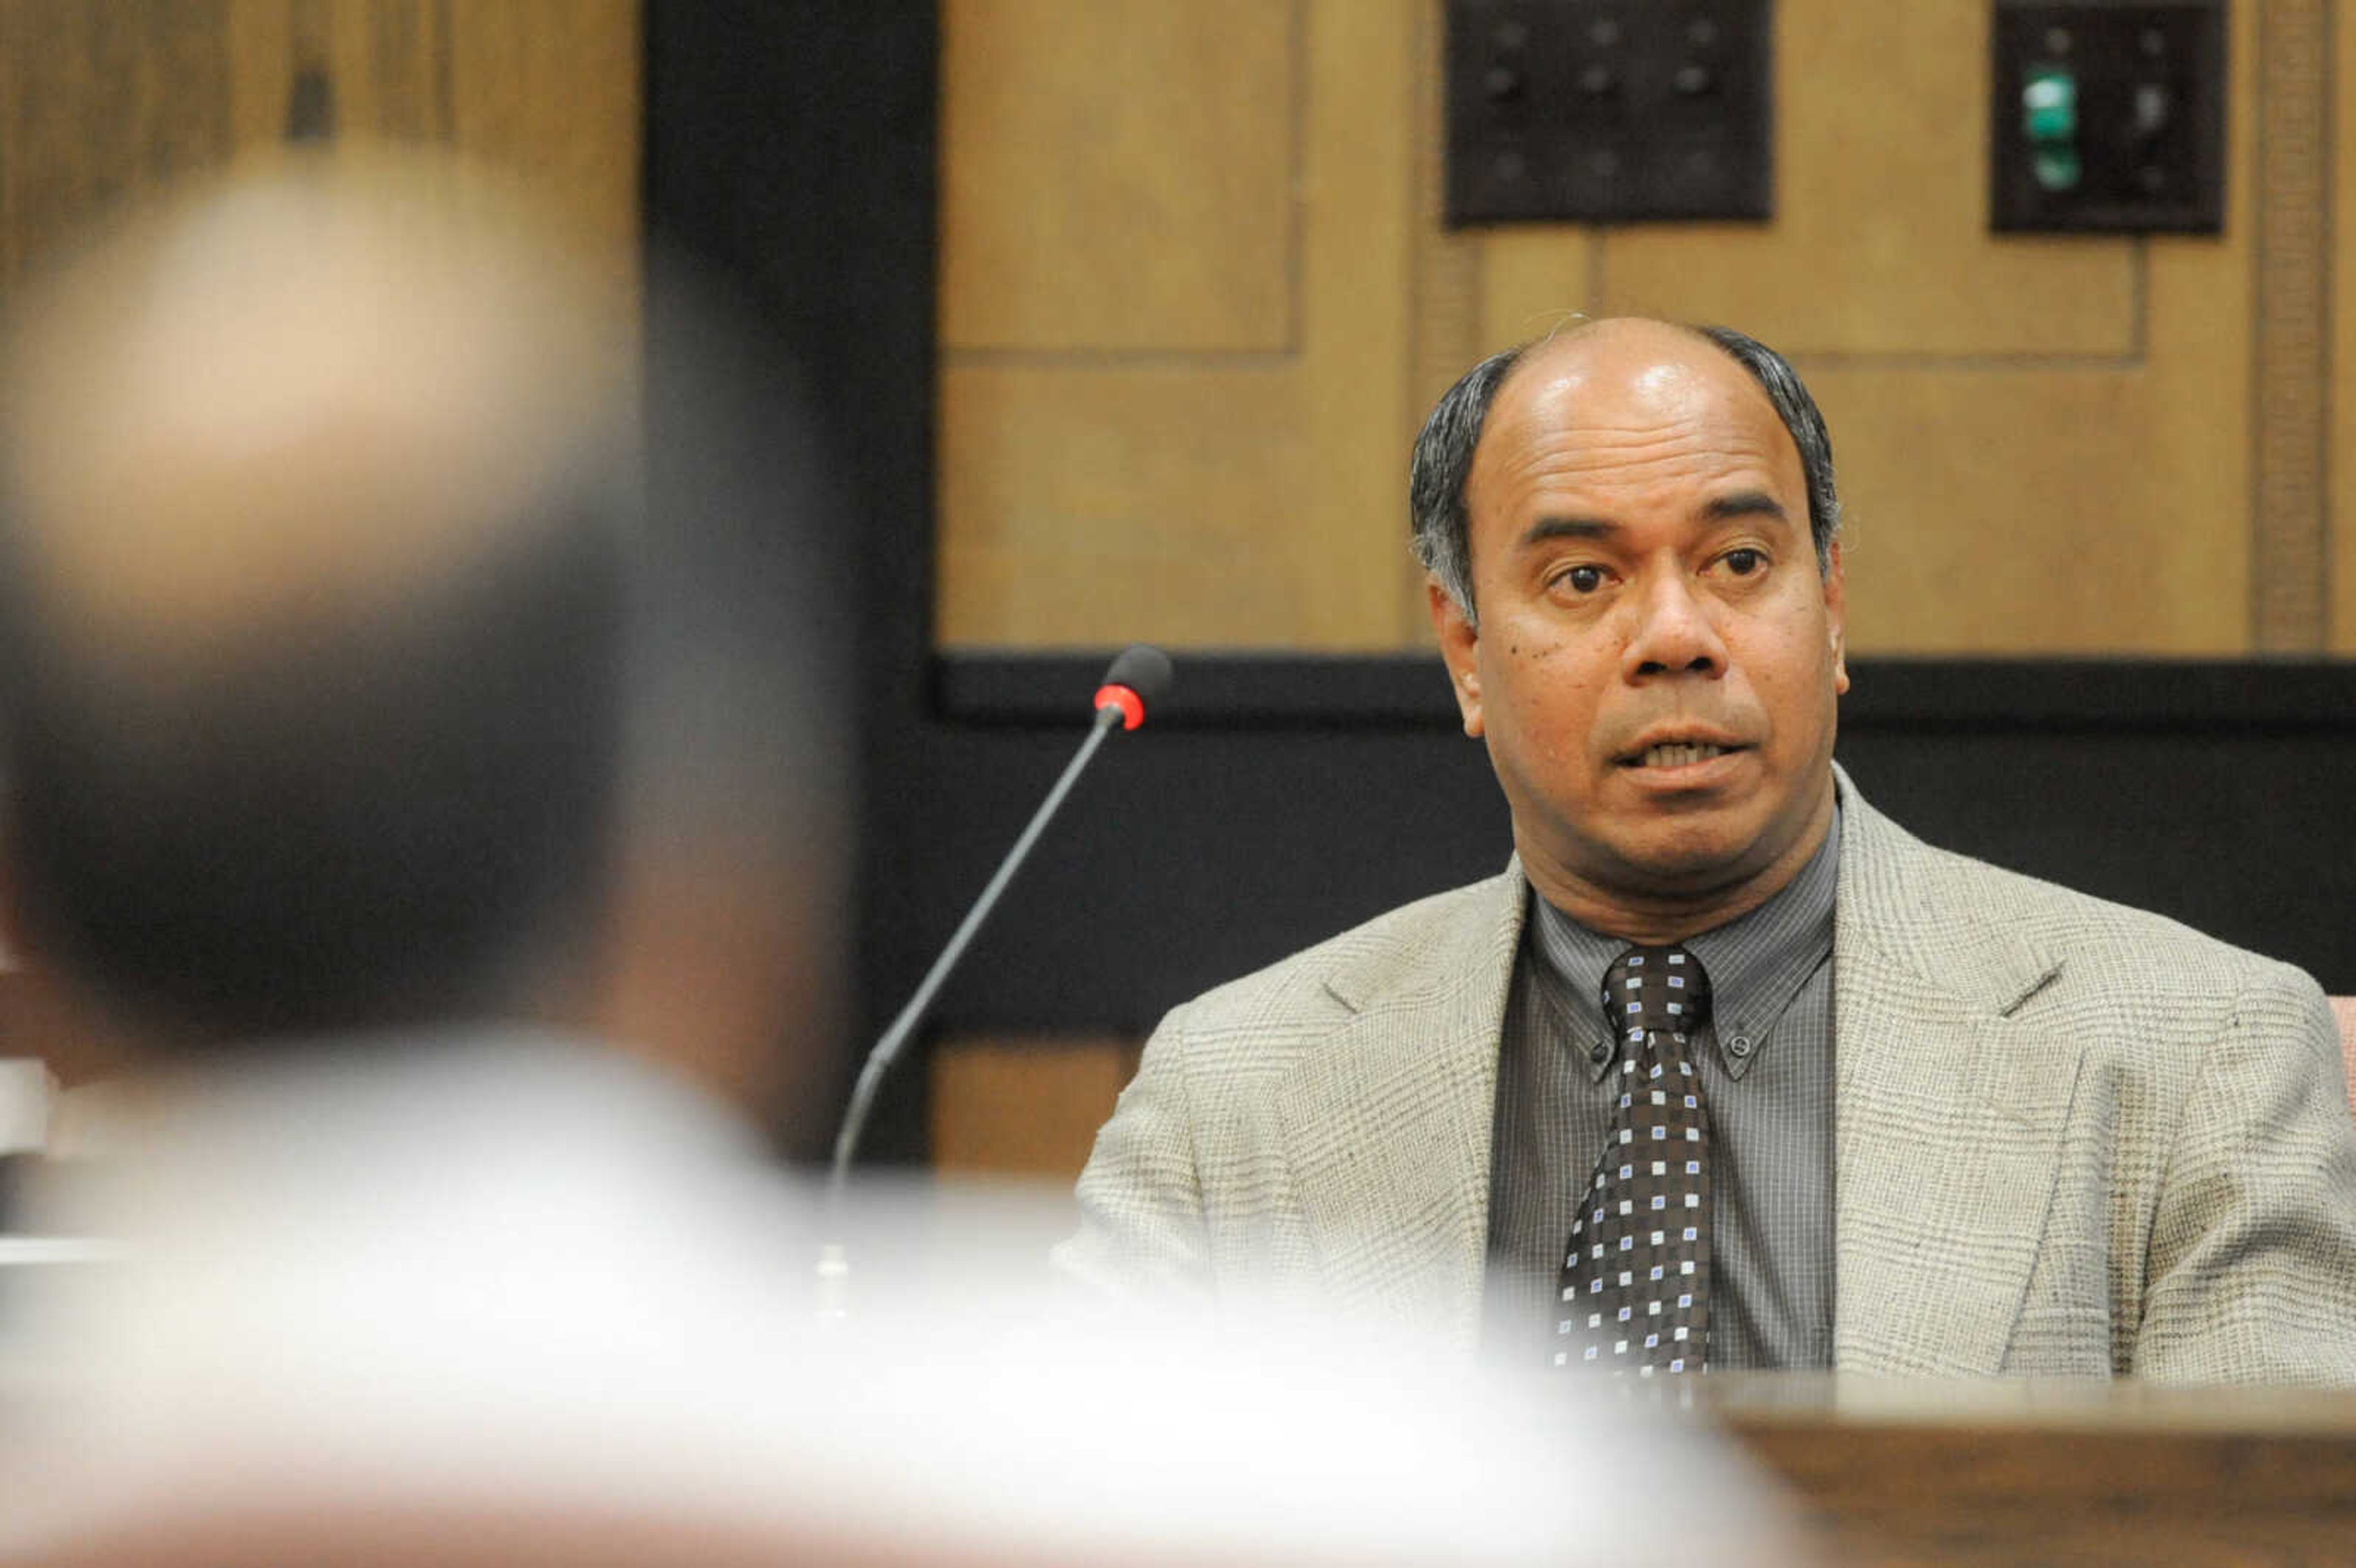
[1620,571,1728,680]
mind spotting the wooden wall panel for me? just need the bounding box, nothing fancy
[1476,228,1600,352]
[1596,2,2136,356]
[940,0,1296,353]
[1825,359,2247,655]
[296,0,446,140]
[930,1035,1139,1179]
[445,1,639,253]
[2250,0,2331,651]
[0,2,236,283]
[0,1,638,290]
[1835,0,2260,658]
[2334,4,2356,654]
[937,0,1422,651]
[937,0,2328,657]
[939,366,1309,647]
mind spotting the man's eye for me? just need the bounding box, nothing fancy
[1560,565,1604,594]
[1723,548,1764,577]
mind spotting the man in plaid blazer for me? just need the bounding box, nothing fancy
[1058,320,2356,1381]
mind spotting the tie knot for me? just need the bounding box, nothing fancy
[1602,945,1710,1039]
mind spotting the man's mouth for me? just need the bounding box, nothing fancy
[1617,740,1747,769]
[1637,742,1727,769]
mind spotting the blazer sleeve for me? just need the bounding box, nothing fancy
[1051,1004,1215,1306]
[2135,964,2356,1383]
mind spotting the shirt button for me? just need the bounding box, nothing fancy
[1727,1034,1755,1059]
[1588,1039,1610,1065]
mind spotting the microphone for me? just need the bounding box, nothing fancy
[1091,643,1172,731]
[818,644,1172,1315]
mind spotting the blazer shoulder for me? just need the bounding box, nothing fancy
[1846,794,2322,1020]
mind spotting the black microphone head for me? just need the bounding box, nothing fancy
[1100,644,1174,707]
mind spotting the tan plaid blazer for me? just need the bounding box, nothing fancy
[1058,772,2356,1382]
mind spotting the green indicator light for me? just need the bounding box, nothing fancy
[2032,145,2082,192]
[2023,67,2077,144]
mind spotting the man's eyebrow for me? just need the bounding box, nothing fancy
[1700,490,1788,523]
[1516,516,1617,550]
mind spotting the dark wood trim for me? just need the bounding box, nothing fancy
[937,651,2356,732]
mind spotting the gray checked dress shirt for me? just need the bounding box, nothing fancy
[1483,812,1840,1369]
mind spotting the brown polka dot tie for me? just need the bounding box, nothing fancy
[1555,945,1712,1375]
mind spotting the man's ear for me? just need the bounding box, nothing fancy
[1427,576,1484,739]
[1822,539,1849,696]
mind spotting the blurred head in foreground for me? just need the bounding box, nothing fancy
[0,156,1804,1568]
[0,151,839,1117]
[0,151,632,1048]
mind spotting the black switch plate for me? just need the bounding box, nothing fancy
[1990,1,2225,233]
[1444,0,1773,226]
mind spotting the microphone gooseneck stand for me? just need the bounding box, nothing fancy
[818,645,1172,1318]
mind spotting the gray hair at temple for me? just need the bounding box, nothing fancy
[1407,322,1842,623]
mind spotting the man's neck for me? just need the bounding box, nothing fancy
[1523,788,1838,946]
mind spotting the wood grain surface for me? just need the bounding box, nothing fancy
[1714,1376,2356,1568]
[0,0,637,288]
[936,0,2333,656]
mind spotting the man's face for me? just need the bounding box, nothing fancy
[1431,322,1848,930]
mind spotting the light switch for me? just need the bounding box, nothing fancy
[1446,0,1772,225]
[1990,1,2223,234]
[2022,68,2077,142]
[2022,67,2081,191]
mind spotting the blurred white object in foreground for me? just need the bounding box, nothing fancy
[0,1038,1805,1567]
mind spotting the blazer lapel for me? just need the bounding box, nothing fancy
[1831,782,2083,1375]
[1272,867,1525,1350]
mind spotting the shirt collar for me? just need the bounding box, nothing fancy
[1526,807,1841,1082]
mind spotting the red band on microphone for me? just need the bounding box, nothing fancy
[1095,685,1146,730]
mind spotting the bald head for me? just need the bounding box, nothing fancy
[1409,318,1839,623]
[1488,318,1749,423]
[3,157,631,663]
[0,156,637,1047]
